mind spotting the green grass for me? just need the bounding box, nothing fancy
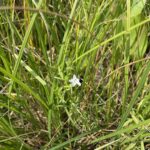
[0,0,150,149]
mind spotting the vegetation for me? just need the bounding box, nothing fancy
[0,0,150,149]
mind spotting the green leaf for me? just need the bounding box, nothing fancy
[130,17,148,58]
[0,66,48,110]
[131,0,146,17]
[90,119,150,144]
[118,60,150,129]
[8,0,43,94]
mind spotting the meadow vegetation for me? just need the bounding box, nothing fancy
[0,0,150,149]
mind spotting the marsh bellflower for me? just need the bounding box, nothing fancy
[69,75,81,87]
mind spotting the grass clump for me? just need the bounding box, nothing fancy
[0,0,150,149]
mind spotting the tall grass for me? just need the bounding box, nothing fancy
[0,0,150,149]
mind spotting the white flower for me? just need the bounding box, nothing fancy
[69,75,81,87]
